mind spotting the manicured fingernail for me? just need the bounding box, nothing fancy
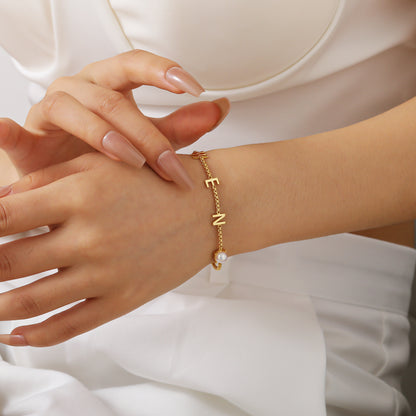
[102,131,146,168]
[157,150,194,190]
[165,67,205,97]
[210,97,230,131]
[0,185,11,197]
[0,334,28,346]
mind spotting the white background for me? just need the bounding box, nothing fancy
[0,47,29,124]
[0,47,30,183]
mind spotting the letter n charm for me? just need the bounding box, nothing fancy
[212,213,226,226]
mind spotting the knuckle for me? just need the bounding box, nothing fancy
[0,201,11,235]
[98,91,125,115]
[0,251,13,280]
[75,152,100,171]
[20,172,35,189]
[131,128,153,148]
[14,293,42,319]
[80,62,95,77]
[123,49,146,61]
[41,91,67,118]
[62,178,97,216]
[27,103,41,121]
[46,76,72,94]
[73,229,101,260]
[23,168,49,190]
[65,183,86,212]
[59,320,79,343]
[124,49,179,68]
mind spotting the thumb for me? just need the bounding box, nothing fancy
[0,118,37,163]
[151,98,230,150]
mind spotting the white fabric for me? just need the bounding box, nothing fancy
[110,0,343,91]
[0,1,416,415]
[0,234,414,415]
[1,0,416,104]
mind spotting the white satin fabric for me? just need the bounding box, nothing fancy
[109,0,343,92]
[0,234,414,415]
[0,1,416,415]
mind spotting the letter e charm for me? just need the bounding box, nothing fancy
[205,177,220,188]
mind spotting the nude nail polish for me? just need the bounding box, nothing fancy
[0,334,28,346]
[165,67,205,97]
[0,185,11,197]
[210,97,230,131]
[157,150,194,190]
[102,131,146,168]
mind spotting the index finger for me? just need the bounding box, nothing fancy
[28,90,195,189]
[79,49,204,97]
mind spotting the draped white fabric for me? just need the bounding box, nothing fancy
[1,232,415,415]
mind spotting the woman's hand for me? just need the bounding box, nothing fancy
[1,94,416,347]
[0,152,213,347]
[0,49,229,186]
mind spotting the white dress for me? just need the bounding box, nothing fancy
[0,1,416,415]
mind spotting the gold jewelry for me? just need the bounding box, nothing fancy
[191,151,227,270]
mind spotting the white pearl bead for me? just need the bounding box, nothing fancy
[215,251,228,264]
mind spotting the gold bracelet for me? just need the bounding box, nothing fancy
[191,151,227,270]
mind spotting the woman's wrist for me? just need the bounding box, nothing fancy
[178,149,246,264]
[206,145,282,255]
[180,146,269,258]
[178,153,221,266]
[183,95,416,259]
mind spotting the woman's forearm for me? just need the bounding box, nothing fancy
[194,96,416,256]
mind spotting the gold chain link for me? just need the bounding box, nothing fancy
[191,151,227,270]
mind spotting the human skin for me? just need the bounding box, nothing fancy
[0,50,230,189]
[0,95,415,347]
[0,45,415,346]
[0,48,410,247]
[0,51,230,346]
[0,151,17,184]
[207,99,416,254]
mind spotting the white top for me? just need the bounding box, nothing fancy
[0,0,415,145]
[109,0,343,91]
[1,0,416,104]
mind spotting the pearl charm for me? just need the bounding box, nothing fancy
[215,251,228,264]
